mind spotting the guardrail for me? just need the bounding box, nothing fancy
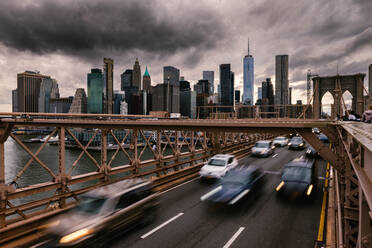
[0,117,274,246]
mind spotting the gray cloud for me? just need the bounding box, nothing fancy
[0,0,225,61]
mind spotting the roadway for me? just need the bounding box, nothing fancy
[109,146,327,248]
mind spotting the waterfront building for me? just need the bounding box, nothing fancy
[50,97,73,113]
[132,58,141,89]
[69,88,87,113]
[143,66,151,93]
[38,78,59,113]
[275,55,289,105]
[163,66,180,86]
[103,58,114,114]
[12,89,18,112]
[242,41,254,105]
[114,90,125,114]
[17,71,51,112]
[87,68,104,114]
[220,64,234,112]
[203,71,214,94]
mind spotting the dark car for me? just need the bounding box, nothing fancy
[318,133,329,143]
[312,128,320,134]
[305,145,319,158]
[200,166,265,205]
[34,179,159,247]
[275,158,316,198]
[288,136,306,150]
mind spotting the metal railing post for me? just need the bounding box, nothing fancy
[0,143,5,228]
[58,127,66,208]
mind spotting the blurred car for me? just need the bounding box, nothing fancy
[35,179,159,247]
[200,166,265,205]
[273,136,289,147]
[275,157,316,198]
[251,140,275,157]
[305,145,319,158]
[288,136,306,150]
[318,133,329,143]
[199,154,238,179]
[312,128,320,134]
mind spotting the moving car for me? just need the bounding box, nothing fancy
[288,136,306,150]
[272,136,289,147]
[305,145,319,158]
[318,133,329,143]
[312,128,320,134]
[251,140,275,157]
[199,154,238,179]
[200,166,265,205]
[275,157,316,198]
[35,179,159,247]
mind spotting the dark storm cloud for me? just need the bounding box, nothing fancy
[0,0,225,60]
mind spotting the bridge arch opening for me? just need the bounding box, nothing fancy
[342,90,353,114]
[321,91,334,118]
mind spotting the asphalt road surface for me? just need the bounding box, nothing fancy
[110,146,327,248]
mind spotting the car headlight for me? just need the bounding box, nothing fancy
[288,143,292,146]
[59,228,94,244]
[306,184,313,195]
[276,181,285,191]
[299,143,304,146]
[306,149,311,153]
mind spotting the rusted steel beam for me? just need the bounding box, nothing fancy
[295,128,345,173]
[0,123,13,144]
[9,133,58,180]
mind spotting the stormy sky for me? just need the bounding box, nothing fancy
[0,0,371,111]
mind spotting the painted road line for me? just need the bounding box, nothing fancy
[317,162,330,242]
[272,154,278,158]
[160,177,199,195]
[140,212,184,239]
[263,170,281,175]
[222,227,245,248]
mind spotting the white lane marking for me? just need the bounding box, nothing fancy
[222,227,245,248]
[160,177,199,195]
[299,155,304,159]
[263,170,281,175]
[272,153,278,158]
[140,212,184,239]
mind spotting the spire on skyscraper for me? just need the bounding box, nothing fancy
[144,66,150,77]
[248,38,250,56]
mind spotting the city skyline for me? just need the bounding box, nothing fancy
[0,0,372,111]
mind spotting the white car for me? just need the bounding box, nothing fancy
[199,154,238,179]
[273,136,289,147]
[251,140,275,157]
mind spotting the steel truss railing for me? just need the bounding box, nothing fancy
[0,117,278,244]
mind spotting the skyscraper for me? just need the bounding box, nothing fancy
[17,71,51,112]
[243,41,254,105]
[121,69,133,90]
[38,78,59,113]
[179,80,192,117]
[275,55,289,105]
[163,66,180,86]
[235,90,240,103]
[69,88,87,113]
[103,58,114,114]
[220,64,234,112]
[262,78,274,105]
[87,68,104,114]
[289,87,292,105]
[258,87,262,100]
[132,58,141,89]
[143,66,151,93]
[152,83,179,113]
[12,89,18,112]
[194,80,210,95]
[202,71,214,94]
